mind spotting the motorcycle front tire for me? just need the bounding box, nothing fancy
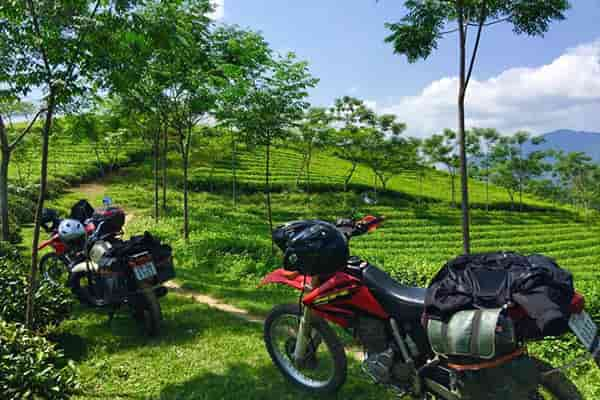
[39,253,69,287]
[264,303,347,394]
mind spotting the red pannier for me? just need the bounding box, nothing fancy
[92,207,126,236]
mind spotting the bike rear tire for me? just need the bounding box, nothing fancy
[533,357,583,400]
[134,286,162,337]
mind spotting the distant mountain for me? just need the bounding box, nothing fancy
[525,130,600,162]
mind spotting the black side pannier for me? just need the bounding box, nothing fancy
[108,232,175,284]
[425,251,575,338]
[92,207,126,236]
[71,199,95,223]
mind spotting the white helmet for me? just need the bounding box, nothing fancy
[58,219,85,242]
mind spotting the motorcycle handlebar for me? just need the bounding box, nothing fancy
[336,215,385,239]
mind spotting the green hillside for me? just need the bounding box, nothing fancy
[187,144,559,210]
[22,137,600,399]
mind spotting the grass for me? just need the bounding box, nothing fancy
[54,297,390,400]
[16,135,600,399]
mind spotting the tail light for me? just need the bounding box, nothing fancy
[570,292,585,315]
[85,223,96,234]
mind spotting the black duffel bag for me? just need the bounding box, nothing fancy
[108,231,175,283]
[425,251,575,337]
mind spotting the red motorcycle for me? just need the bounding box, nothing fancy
[261,216,593,399]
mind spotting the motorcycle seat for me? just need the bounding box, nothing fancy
[362,264,426,321]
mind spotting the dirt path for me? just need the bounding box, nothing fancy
[71,181,265,324]
[163,281,264,324]
[68,180,364,358]
[68,182,108,198]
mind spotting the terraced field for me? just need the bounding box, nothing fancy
[9,135,146,188]
[31,137,600,399]
[188,145,559,209]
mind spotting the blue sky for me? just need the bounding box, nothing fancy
[219,1,600,136]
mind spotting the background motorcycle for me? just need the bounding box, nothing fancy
[38,204,172,336]
[261,215,595,399]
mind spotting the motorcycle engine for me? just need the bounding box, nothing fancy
[356,316,415,388]
[89,240,112,264]
[356,316,388,354]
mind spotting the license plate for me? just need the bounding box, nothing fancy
[133,261,157,281]
[569,311,599,353]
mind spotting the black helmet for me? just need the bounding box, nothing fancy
[278,220,349,276]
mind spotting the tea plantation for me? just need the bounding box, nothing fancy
[14,136,600,399]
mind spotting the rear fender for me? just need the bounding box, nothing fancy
[260,268,310,291]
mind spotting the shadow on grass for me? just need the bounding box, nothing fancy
[157,362,389,400]
[53,295,262,359]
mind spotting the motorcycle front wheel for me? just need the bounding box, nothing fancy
[264,304,347,394]
[39,253,69,286]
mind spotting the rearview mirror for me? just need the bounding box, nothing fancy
[361,191,377,205]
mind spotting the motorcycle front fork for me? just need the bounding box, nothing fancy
[293,276,320,362]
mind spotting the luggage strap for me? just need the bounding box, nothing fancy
[447,347,526,371]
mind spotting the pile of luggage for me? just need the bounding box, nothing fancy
[423,251,576,399]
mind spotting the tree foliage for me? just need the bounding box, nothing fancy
[384,0,571,252]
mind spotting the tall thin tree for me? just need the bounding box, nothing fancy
[385,0,570,253]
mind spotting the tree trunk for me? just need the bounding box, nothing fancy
[26,98,55,329]
[508,190,515,210]
[519,178,523,212]
[457,0,471,254]
[265,142,274,251]
[376,172,386,192]
[419,170,424,205]
[485,159,490,213]
[306,146,312,194]
[162,126,168,213]
[93,146,104,177]
[232,136,237,208]
[450,171,456,207]
[296,152,307,187]
[0,149,10,242]
[344,163,357,192]
[153,129,160,220]
[183,151,189,241]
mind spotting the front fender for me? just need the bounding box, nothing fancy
[259,268,311,291]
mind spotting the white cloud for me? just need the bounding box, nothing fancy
[382,40,600,137]
[348,86,358,94]
[365,100,377,111]
[208,0,224,20]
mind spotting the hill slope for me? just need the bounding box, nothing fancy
[32,136,600,399]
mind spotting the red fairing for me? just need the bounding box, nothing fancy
[302,272,361,304]
[260,268,311,291]
[261,268,389,327]
[38,235,66,255]
[38,238,54,251]
[51,237,67,255]
[345,286,389,319]
[304,272,389,320]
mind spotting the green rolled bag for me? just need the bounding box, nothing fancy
[427,308,518,360]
